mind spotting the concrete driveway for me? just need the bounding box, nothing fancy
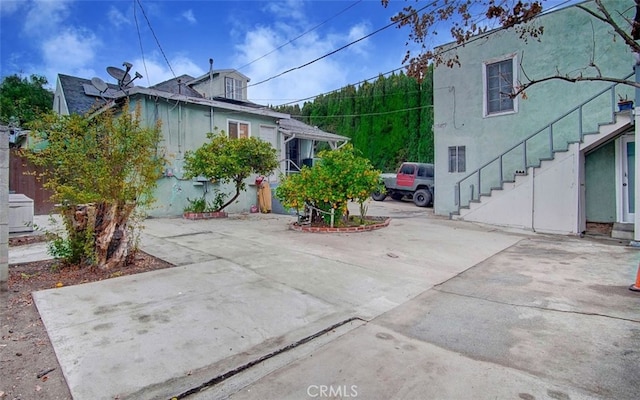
[30,200,640,399]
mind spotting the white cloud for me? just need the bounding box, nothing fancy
[0,0,22,16]
[263,0,306,22]
[108,6,130,28]
[346,22,372,56]
[235,25,347,105]
[40,28,100,85]
[128,55,205,86]
[23,0,72,37]
[182,9,196,25]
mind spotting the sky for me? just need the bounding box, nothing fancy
[0,0,433,106]
[0,0,577,106]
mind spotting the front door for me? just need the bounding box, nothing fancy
[622,135,635,222]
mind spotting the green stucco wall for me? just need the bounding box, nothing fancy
[133,95,283,217]
[433,0,633,215]
[585,141,616,223]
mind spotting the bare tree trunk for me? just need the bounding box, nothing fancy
[62,202,136,270]
[94,202,135,270]
[217,179,242,212]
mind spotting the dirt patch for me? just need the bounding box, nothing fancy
[585,222,613,236]
[1,249,174,400]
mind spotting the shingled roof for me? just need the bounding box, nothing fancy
[277,118,349,149]
[150,74,202,98]
[57,74,120,115]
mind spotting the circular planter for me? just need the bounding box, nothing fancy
[183,211,228,220]
[290,216,391,233]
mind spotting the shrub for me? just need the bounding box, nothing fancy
[276,144,382,224]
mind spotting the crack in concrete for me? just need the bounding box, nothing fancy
[432,288,640,324]
[163,231,215,239]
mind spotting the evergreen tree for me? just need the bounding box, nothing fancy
[271,71,434,171]
[0,74,53,126]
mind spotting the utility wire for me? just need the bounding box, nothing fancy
[271,0,575,107]
[136,0,176,79]
[290,104,433,120]
[133,0,150,86]
[246,1,437,90]
[235,0,364,72]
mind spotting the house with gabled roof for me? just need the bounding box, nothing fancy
[433,0,639,241]
[53,68,349,217]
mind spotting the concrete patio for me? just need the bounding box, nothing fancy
[17,200,640,399]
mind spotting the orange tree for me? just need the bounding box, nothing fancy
[276,144,382,225]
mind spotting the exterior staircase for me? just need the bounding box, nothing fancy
[451,73,634,234]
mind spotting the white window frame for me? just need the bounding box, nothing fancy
[225,77,243,100]
[448,145,466,173]
[482,53,518,117]
[227,119,251,139]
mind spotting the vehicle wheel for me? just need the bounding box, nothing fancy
[390,193,404,201]
[413,189,432,207]
[371,191,387,201]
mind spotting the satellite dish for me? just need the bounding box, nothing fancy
[91,77,108,93]
[107,66,132,85]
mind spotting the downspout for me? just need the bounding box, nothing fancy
[178,102,182,155]
[210,107,214,133]
[209,59,215,133]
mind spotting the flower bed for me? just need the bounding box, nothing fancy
[182,211,228,220]
[290,216,390,233]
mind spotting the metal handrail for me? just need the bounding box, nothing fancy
[454,72,634,209]
[274,158,303,176]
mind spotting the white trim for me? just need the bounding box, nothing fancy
[121,86,288,119]
[482,53,518,118]
[227,119,251,139]
[620,135,635,222]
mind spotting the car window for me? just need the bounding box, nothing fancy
[425,165,434,178]
[417,165,434,178]
[399,164,415,174]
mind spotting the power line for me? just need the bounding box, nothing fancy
[270,0,575,107]
[235,0,364,72]
[133,0,150,86]
[274,66,409,106]
[290,104,433,119]
[135,0,176,79]
[204,1,440,100]
[246,1,437,91]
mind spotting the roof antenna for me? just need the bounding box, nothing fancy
[209,58,214,100]
[106,61,143,91]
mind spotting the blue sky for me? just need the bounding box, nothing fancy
[0,0,430,105]
[0,0,575,106]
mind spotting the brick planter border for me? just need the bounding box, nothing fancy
[290,217,391,233]
[183,211,228,220]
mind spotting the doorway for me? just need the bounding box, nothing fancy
[620,135,635,223]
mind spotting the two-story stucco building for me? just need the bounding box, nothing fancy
[433,0,639,241]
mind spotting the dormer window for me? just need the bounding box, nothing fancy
[225,77,242,100]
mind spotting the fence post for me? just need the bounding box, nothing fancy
[0,125,9,292]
